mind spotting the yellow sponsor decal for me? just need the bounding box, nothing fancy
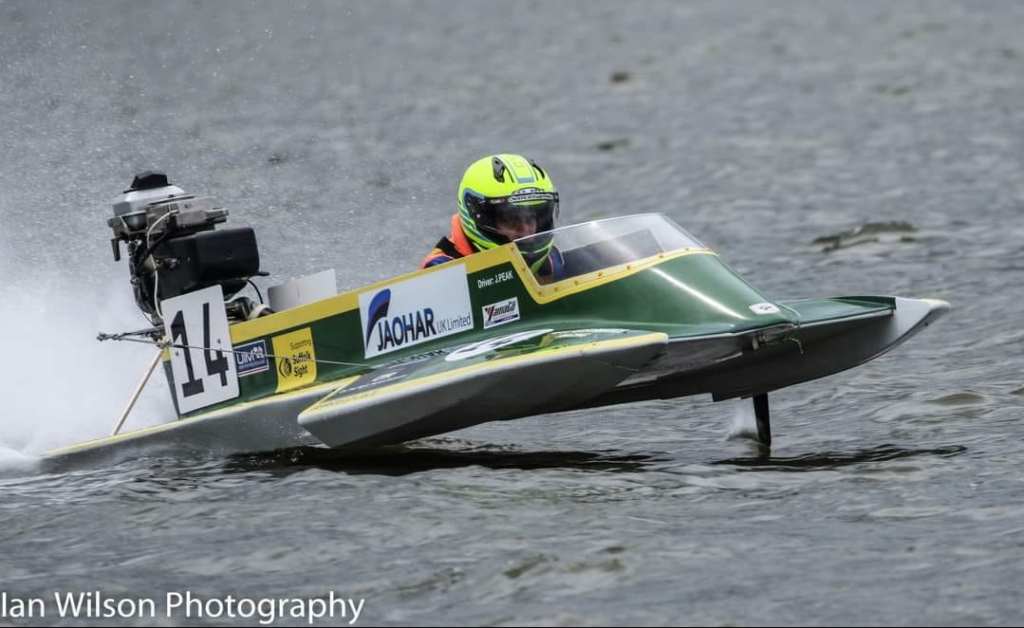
[272,328,317,393]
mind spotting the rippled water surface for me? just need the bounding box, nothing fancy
[1,1,1022,625]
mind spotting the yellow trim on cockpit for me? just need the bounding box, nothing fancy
[227,244,716,344]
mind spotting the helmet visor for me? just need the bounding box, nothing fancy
[465,189,559,244]
[493,199,556,233]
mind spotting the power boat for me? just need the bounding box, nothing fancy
[43,172,949,465]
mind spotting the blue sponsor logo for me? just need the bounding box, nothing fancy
[235,339,269,377]
[364,288,442,352]
[365,289,392,348]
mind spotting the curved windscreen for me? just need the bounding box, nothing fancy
[514,213,707,282]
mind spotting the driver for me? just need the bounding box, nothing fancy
[421,154,564,283]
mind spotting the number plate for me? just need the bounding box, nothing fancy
[161,286,240,414]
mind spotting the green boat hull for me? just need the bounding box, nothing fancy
[44,229,948,465]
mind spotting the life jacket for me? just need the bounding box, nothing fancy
[420,213,566,282]
[420,214,476,269]
[535,247,565,282]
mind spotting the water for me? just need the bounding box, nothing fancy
[1,1,1023,624]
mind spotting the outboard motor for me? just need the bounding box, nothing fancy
[108,171,263,323]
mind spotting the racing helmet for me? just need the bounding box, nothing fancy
[457,154,559,270]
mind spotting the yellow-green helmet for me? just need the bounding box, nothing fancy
[457,154,559,267]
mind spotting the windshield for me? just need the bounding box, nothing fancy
[513,214,707,281]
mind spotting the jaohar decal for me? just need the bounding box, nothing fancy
[359,264,474,358]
